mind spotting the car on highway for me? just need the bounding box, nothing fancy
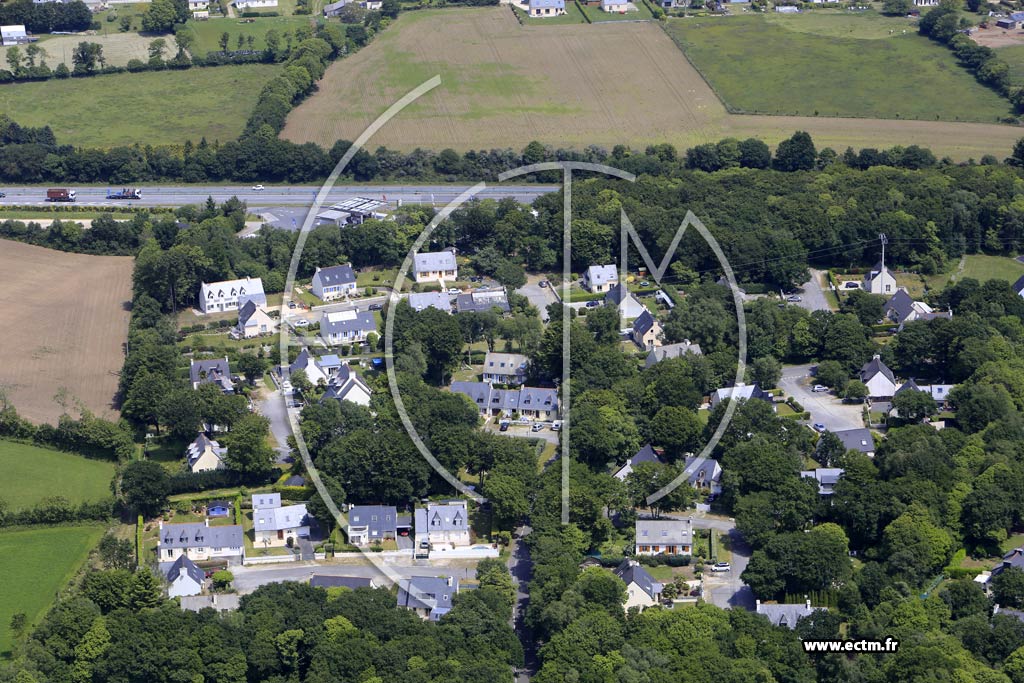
[710,562,731,572]
[368,303,383,311]
[293,319,310,327]
[813,423,827,432]
[0,191,6,198]
[811,384,828,392]
[586,300,600,308]
[252,184,265,191]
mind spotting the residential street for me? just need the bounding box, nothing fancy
[508,526,537,683]
[231,557,481,593]
[516,275,559,322]
[257,386,294,463]
[661,513,754,611]
[779,363,865,432]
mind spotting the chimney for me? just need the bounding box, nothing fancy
[872,354,881,360]
[755,599,761,609]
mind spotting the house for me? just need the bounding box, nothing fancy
[601,0,628,11]
[233,300,276,339]
[158,521,244,565]
[288,348,329,387]
[408,291,452,313]
[179,594,240,613]
[455,288,510,314]
[321,365,372,407]
[482,352,529,385]
[416,501,471,548]
[252,495,310,549]
[397,576,458,621]
[321,310,377,346]
[311,265,357,301]
[283,475,306,487]
[894,379,955,410]
[828,428,875,457]
[347,505,398,546]
[605,284,646,319]
[635,518,693,556]
[166,555,205,598]
[315,198,388,225]
[800,467,845,496]
[993,547,1024,578]
[199,277,266,314]
[863,261,897,296]
[682,455,722,494]
[323,0,348,15]
[632,309,663,350]
[187,0,208,10]
[883,290,952,329]
[1013,274,1024,299]
[190,358,234,393]
[709,382,770,408]
[253,493,281,510]
[449,382,559,420]
[528,0,565,15]
[583,264,618,293]
[412,250,457,284]
[645,340,703,368]
[207,500,231,518]
[235,0,277,9]
[755,599,824,629]
[613,559,662,610]
[859,355,899,398]
[310,575,377,589]
[613,444,664,481]
[185,433,226,473]
[1,25,29,46]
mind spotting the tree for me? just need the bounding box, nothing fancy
[6,46,21,74]
[120,460,170,517]
[773,131,816,172]
[128,569,162,610]
[381,0,399,17]
[141,0,178,33]
[739,138,771,169]
[212,570,234,590]
[892,388,936,421]
[9,612,26,639]
[476,558,516,610]
[219,31,230,51]
[236,353,267,385]
[70,42,104,75]
[815,360,848,390]
[843,380,869,403]
[881,0,912,15]
[71,616,110,683]
[97,534,135,570]
[222,414,275,479]
[647,406,701,460]
[494,260,527,290]
[939,579,991,621]
[995,568,1024,609]
[483,472,529,528]
[306,473,345,533]
[147,38,166,60]
[750,356,782,389]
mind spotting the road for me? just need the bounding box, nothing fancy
[257,385,293,464]
[231,557,481,593]
[794,269,832,312]
[779,363,864,432]
[516,275,558,322]
[508,526,537,683]
[0,184,559,209]
[661,513,754,611]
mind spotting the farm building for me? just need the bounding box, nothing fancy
[235,0,277,9]
[1,25,30,46]
[323,0,347,14]
[997,18,1017,29]
[528,0,565,16]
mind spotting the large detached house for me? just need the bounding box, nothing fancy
[632,310,663,350]
[756,599,826,629]
[614,559,663,610]
[682,455,722,494]
[199,277,266,314]
[883,290,951,330]
[413,250,457,284]
[347,505,399,546]
[482,352,529,385]
[645,340,703,368]
[190,358,234,393]
[397,576,458,621]
[158,521,244,565]
[186,433,226,473]
[583,264,618,293]
[635,518,693,556]
[415,501,471,549]
[528,0,565,16]
[859,355,898,398]
[311,265,357,301]
[321,310,377,346]
[252,495,310,549]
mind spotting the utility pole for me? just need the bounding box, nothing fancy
[879,233,888,275]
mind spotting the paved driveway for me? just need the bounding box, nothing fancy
[257,387,293,463]
[516,275,558,322]
[794,269,832,313]
[779,363,864,432]
[659,513,754,611]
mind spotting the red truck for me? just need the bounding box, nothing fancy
[46,188,76,202]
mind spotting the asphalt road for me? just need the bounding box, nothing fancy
[516,275,559,322]
[231,557,481,593]
[508,526,537,683]
[779,363,864,432]
[794,269,832,313]
[0,184,559,208]
[662,513,754,611]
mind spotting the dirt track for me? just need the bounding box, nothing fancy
[283,8,1024,160]
[0,240,132,424]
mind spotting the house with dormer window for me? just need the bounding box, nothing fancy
[157,520,245,568]
[414,501,470,549]
[199,277,266,314]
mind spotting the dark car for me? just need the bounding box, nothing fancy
[368,303,383,311]
[0,191,6,198]
[499,420,510,432]
[586,300,600,308]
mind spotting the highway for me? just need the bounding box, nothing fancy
[0,184,560,208]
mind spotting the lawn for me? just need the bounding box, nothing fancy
[924,254,1024,291]
[582,1,653,22]
[0,440,115,511]
[0,525,105,659]
[665,14,1012,122]
[0,64,282,147]
[999,44,1024,87]
[512,2,586,25]
[183,15,319,55]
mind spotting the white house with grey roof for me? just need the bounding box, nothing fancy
[185,433,227,473]
[613,559,662,610]
[190,358,234,394]
[252,495,310,549]
[158,520,245,565]
[756,599,825,629]
[528,0,565,15]
[321,310,377,346]
[601,0,629,11]
[614,444,664,481]
[320,365,372,407]
[409,291,452,313]
[449,382,559,420]
[1,25,29,46]
[863,261,897,296]
[710,382,771,409]
[416,500,471,548]
[199,277,266,314]
[635,518,692,556]
[166,555,205,598]
[859,355,898,398]
[883,290,951,330]
[645,340,702,369]
[252,493,281,510]
[311,265,357,301]
[800,467,845,496]
[682,455,722,494]
[605,284,646,319]
[482,352,529,385]
[347,505,398,546]
[583,264,618,292]
[413,250,457,284]
[398,576,458,621]
[233,300,276,339]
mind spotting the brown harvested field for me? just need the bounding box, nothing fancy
[972,25,1024,48]
[37,32,153,68]
[0,240,132,425]
[283,7,1024,160]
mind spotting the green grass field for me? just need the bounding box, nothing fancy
[0,525,105,658]
[184,15,319,55]
[1000,44,1024,88]
[923,254,1024,291]
[1,440,115,511]
[665,14,1012,122]
[0,64,281,147]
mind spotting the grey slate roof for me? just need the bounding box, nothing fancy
[614,559,662,600]
[756,601,822,629]
[800,468,845,495]
[682,455,721,487]
[998,547,1024,575]
[238,299,259,326]
[450,381,492,408]
[166,554,205,585]
[585,264,617,287]
[830,428,875,454]
[635,519,691,546]
[519,387,559,413]
[397,576,458,620]
[311,575,374,589]
[859,356,895,385]
[455,290,510,314]
[190,358,233,392]
[633,309,656,336]
[1014,274,1024,295]
[605,283,633,304]
[321,310,377,337]
[348,505,398,538]
[426,502,468,533]
[408,291,452,313]
[413,250,456,273]
[632,444,663,467]
[530,0,564,7]
[884,290,914,323]
[185,433,225,469]
[314,265,356,288]
[321,365,371,403]
[252,493,281,510]
[159,523,244,550]
[253,503,308,532]
[645,340,703,368]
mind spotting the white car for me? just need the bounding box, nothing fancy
[252,184,265,191]
[811,384,828,393]
[293,319,310,327]
[448,288,461,294]
[710,562,731,572]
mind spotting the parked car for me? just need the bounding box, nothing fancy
[813,423,827,433]
[811,384,828,392]
[531,423,544,432]
[287,301,297,309]
[640,280,650,287]
[843,281,860,289]
[294,319,310,327]
[539,280,549,288]
[786,295,802,302]
[710,562,731,572]
[448,288,460,294]
[499,420,510,432]
[252,184,265,191]
[368,303,383,311]
[551,420,563,431]
[586,300,600,308]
